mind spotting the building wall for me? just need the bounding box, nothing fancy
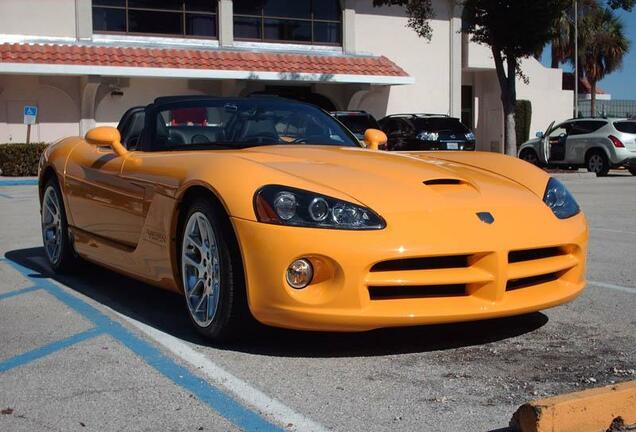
[353,0,453,119]
[0,75,80,143]
[0,0,77,39]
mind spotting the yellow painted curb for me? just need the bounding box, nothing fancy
[510,380,636,432]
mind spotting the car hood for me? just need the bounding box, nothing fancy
[237,145,551,220]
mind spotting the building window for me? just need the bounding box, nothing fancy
[92,0,218,38]
[233,0,342,45]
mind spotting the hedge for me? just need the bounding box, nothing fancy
[0,143,48,177]
[515,100,532,148]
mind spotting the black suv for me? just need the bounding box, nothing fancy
[378,114,475,151]
[330,111,381,141]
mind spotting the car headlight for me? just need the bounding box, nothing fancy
[543,177,580,219]
[254,185,385,230]
[465,132,475,141]
[417,131,439,141]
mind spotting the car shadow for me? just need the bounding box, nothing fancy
[5,247,549,358]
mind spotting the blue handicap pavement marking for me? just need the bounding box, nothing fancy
[0,179,38,186]
[0,327,104,373]
[0,258,284,432]
[0,285,41,301]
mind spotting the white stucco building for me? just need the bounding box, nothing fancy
[0,0,572,151]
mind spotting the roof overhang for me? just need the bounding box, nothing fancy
[0,43,414,86]
[0,62,415,85]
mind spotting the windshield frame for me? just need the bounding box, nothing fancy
[141,97,362,152]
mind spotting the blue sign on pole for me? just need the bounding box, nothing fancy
[23,105,38,125]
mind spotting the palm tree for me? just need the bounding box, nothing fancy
[551,8,573,68]
[578,6,629,116]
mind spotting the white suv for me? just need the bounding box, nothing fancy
[518,118,636,176]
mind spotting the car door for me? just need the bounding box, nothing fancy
[547,122,570,162]
[539,121,555,165]
[64,129,147,248]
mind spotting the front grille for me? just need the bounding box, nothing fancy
[506,273,559,291]
[369,284,467,300]
[508,247,564,263]
[371,255,469,272]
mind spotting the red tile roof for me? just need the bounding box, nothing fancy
[0,43,409,77]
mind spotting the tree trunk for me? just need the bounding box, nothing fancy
[590,80,597,118]
[492,47,518,156]
[551,44,560,69]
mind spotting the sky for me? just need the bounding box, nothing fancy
[540,8,636,99]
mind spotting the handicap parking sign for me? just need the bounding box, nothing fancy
[23,105,38,125]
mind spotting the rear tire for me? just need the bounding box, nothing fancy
[41,178,79,273]
[628,166,636,176]
[586,151,610,177]
[520,149,540,166]
[179,198,250,342]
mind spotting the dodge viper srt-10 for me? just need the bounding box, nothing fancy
[38,96,587,341]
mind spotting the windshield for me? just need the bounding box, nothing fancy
[411,118,470,134]
[336,114,379,137]
[152,99,359,150]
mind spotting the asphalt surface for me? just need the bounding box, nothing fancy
[0,172,635,432]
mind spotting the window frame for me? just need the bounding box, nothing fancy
[233,0,343,46]
[92,0,219,40]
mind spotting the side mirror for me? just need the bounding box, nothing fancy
[364,128,388,151]
[85,126,129,157]
[535,131,544,139]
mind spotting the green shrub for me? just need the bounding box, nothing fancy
[515,100,532,148]
[0,143,48,176]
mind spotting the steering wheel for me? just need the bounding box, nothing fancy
[191,134,210,145]
[292,135,330,144]
[242,133,280,145]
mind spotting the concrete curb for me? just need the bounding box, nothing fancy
[510,380,636,432]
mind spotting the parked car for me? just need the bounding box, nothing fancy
[378,114,476,151]
[39,96,587,341]
[330,111,380,141]
[518,118,636,176]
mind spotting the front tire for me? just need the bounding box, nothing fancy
[180,199,248,342]
[41,178,78,273]
[586,150,610,177]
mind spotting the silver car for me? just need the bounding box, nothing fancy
[518,118,636,176]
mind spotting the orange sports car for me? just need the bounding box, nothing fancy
[38,96,588,341]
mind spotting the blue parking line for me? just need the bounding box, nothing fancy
[0,285,41,301]
[0,327,103,373]
[3,258,284,432]
[0,179,38,186]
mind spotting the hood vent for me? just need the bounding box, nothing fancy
[423,178,463,186]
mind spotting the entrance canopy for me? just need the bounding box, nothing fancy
[0,43,414,86]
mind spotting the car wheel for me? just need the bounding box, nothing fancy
[586,151,610,177]
[520,149,540,166]
[41,178,78,272]
[180,199,249,342]
[628,166,636,176]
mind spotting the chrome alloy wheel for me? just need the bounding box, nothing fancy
[588,154,604,174]
[181,212,221,327]
[41,185,63,265]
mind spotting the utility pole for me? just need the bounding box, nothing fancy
[574,0,579,118]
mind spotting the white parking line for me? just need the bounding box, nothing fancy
[588,281,636,294]
[116,313,329,432]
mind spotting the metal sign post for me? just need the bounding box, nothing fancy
[23,105,38,144]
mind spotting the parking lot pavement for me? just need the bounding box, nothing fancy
[1,174,635,432]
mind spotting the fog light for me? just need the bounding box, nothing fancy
[286,259,313,289]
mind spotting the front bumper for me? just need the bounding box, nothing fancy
[232,210,588,332]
